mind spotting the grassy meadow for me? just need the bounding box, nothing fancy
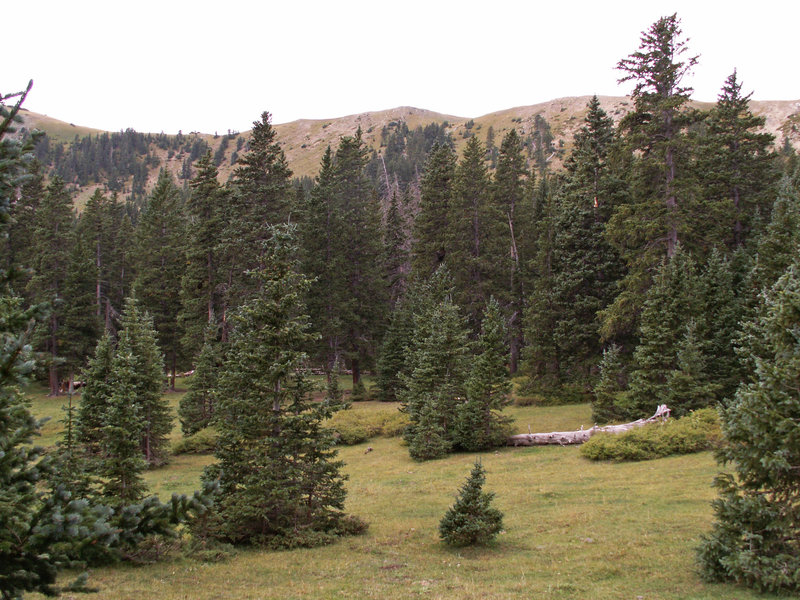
[24,380,772,600]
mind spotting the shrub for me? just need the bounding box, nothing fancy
[325,408,409,445]
[440,462,503,547]
[580,408,721,461]
[172,427,218,455]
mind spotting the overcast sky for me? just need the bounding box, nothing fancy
[6,0,798,134]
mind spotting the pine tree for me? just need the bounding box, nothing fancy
[665,319,721,415]
[549,97,625,386]
[99,346,148,506]
[698,248,744,401]
[455,297,513,451]
[492,129,531,373]
[383,187,408,307]
[133,169,186,389]
[605,13,701,335]
[0,80,113,600]
[207,225,358,547]
[698,264,800,592]
[179,324,222,435]
[411,143,456,279]
[439,462,503,546]
[116,296,170,467]
[400,267,470,461]
[180,151,226,358]
[448,136,504,329]
[28,175,75,395]
[221,111,293,315]
[375,298,413,402]
[75,330,116,455]
[696,70,778,249]
[591,344,627,424]
[627,248,700,418]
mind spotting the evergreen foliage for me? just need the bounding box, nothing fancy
[179,325,222,435]
[411,143,456,279]
[207,226,360,548]
[115,296,170,467]
[400,267,470,461]
[75,330,116,455]
[698,264,800,592]
[591,343,627,424]
[455,297,513,451]
[133,169,187,389]
[439,462,504,547]
[627,248,702,418]
[28,175,74,396]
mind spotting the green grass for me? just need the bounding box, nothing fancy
[25,388,773,599]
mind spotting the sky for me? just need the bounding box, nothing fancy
[6,0,799,134]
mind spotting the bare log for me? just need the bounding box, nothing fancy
[507,405,671,446]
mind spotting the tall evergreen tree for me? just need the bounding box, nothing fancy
[221,111,293,319]
[75,330,115,456]
[604,13,701,336]
[548,97,625,387]
[448,136,503,328]
[180,152,226,357]
[411,143,456,279]
[116,296,170,467]
[455,297,513,452]
[696,70,778,249]
[133,169,186,389]
[591,343,627,424]
[492,130,531,372]
[400,267,470,461]
[698,264,800,592]
[28,175,74,395]
[207,226,357,547]
[178,324,222,435]
[0,80,113,600]
[627,247,701,418]
[302,134,386,384]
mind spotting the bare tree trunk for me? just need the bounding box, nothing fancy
[507,405,671,446]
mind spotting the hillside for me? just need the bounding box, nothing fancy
[17,96,800,206]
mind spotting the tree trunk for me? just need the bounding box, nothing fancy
[507,405,671,446]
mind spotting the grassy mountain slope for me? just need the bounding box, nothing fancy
[19,96,800,200]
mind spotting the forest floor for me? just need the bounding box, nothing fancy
[26,380,774,600]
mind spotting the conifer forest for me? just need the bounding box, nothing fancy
[3,14,800,599]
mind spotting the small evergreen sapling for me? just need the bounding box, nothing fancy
[439,462,504,546]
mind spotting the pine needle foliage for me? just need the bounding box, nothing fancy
[206,225,362,548]
[439,462,504,547]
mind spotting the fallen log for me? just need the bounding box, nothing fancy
[507,404,671,446]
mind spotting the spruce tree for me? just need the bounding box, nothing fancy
[591,343,627,424]
[604,14,701,335]
[28,175,74,395]
[549,97,625,386]
[627,247,701,418]
[448,135,503,329]
[698,264,800,592]
[207,226,357,547]
[178,324,222,435]
[133,169,186,389]
[696,70,777,249]
[455,297,513,452]
[75,330,116,455]
[400,267,470,461]
[116,296,170,467]
[180,151,226,358]
[0,80,113,600]
[665,319,721,415]
[99,346,148,506]
[411,143,455,279]
[439,462,503,547]
[492,129,531,373]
